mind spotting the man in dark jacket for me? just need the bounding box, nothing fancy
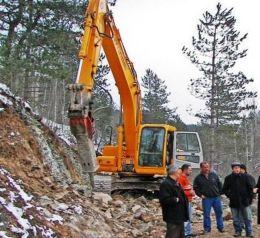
[193,161,224,234]
[255,174,260,225]
[240,164,256,189]
[159,165,189,238]
[222,162,254,237]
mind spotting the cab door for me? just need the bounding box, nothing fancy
[135,125,168,175]
[173,132,203,169]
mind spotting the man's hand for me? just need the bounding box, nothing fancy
[253,188,258,193]
[201,195,206,199]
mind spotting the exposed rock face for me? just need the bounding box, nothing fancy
[0,83,86,189]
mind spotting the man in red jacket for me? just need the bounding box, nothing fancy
[179,164,196,238]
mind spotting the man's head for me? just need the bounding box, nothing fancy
[181,163,192,176]
[200,161,210,175]
[240,164,247,174]
[167,164,182,180]
[231,162,241,174]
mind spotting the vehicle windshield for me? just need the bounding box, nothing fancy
[138,127,165,167]
[176,133,200,153]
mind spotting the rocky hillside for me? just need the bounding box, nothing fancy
[0,83,259,238]
[0,83,166,237]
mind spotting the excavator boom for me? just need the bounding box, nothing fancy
[68,0,142,174]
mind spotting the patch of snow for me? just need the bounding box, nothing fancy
[5,203,31,230]
[41,117,76,146]
[0,107,4,112]
[2,170,33,201]
[36,226,56,238]
[15,96,21,102]
[10,226,29,238]
[0,83,13,96]
[32,226,37,236]
[0,187,6,192]
[23,101,31,111]
[9,191,17,202]
[0,169,32,201]
[46,214,63,224]
[55,202,69,211]
[10,132,15,137]
[0,95,13,106]
[36,207,44,211]
[24,204,33,210]
[0,167,59,238]
[0,196,6,205]
[0,231,11,238]
[72,205,83,215]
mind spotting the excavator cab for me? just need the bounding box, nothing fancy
[136,125,203,175]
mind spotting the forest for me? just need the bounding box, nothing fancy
[0,0,259,176]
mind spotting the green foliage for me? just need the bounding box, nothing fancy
[0,0,120,125]
[93,54,116,145]
[141,68,179,125]
[182,3,257,125]
[0,0,88,120]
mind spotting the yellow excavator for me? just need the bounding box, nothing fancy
[68,0,203,192]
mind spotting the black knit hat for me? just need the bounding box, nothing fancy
[231,162,241,168]
[240,164,247,171]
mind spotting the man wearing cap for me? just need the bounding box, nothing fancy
[193,161,224,234]
[240,164,256,189]
[222,162,255,237]
[159,164,189,238]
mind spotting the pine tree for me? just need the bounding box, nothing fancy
[182,3,257,163]
[141,69,177,124]
[0,0,87,122]
[182,3,256,125]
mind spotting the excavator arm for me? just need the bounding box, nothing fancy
[68,0,142,174]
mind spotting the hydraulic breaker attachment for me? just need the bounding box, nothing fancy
[67,84,99,173]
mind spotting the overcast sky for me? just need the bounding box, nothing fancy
[108,0,260,124]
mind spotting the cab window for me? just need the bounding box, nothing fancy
[139,127,165,167]
[176,133,200,153]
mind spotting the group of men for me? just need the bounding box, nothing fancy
[159,161,260,238]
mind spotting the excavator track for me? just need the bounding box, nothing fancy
[93,174,163,194]
[93,174,112,193]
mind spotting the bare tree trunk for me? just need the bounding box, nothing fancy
[210,25,218,164]
[245,122,249,164]
[54,79,58,122]
[234,133,238,161]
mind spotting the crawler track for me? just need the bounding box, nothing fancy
[93,174,163,194]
